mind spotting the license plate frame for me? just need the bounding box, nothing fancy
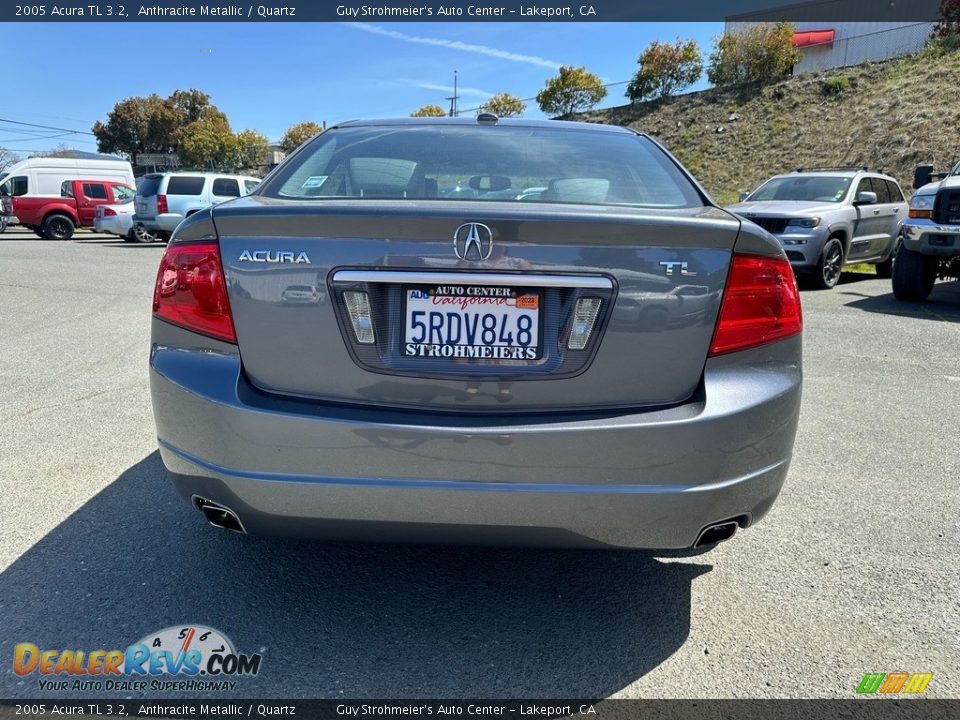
[402,284,543,361]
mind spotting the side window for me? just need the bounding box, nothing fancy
[243,180,260,194]
[885,179,905,203]
[212,178,240,197]
[165,176,206,195]
[870,177,891,204]
[2,176,29,196]
[82,183,109,200]
[61,181,74,198]
[112,185,135,202]
[854,178,874,201]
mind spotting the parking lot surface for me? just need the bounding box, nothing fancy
[1,229,958,698]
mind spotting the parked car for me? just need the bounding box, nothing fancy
[134,172,260,241]
[6,179,135,240]
[893,163,960,301]
[150,117,802,551]
[281,284,325,305]
[94,196,155,242]
[727,169,908,289]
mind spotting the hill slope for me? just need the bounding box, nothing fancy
[576,44,960,205]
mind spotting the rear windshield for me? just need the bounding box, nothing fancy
[138,176,162,197]
[166,176,205,195]
[263,125,702,209]
[747,175,852,203]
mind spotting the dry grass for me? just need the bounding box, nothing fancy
[575,44,960,206]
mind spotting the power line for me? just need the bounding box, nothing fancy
[0,117,96,136]
[0,133,96,144]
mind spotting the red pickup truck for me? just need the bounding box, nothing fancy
[10,179,135,240]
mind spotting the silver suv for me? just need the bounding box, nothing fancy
[134,172,260,240]
[727,169,908,289]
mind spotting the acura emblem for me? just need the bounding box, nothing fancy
[453,222,494,261]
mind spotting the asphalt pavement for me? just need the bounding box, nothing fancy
[1,228,958,699]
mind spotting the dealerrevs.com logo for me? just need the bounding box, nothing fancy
[856,672,933,695]
[13,625,262,692]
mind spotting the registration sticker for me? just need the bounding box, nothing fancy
[301,176,328,189]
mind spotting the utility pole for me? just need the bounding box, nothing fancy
[446,70,459,117]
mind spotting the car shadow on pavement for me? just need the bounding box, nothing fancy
[77,240,166,248]
[840,280,960,322]
[0,452,710,699]
[796,270,874,291]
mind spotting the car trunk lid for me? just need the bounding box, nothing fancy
[213,197,740,412]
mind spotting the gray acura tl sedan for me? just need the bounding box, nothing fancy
[149,116,802,550]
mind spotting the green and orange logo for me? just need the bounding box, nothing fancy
[856,672,933,695]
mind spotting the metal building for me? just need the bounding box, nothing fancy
[726,0,941,73]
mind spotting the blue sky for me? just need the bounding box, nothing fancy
[2,22,722,154]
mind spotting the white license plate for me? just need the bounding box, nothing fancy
[404,286,541,360]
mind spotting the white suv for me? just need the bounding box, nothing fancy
[133,172,260,240]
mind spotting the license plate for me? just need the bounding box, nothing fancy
[404,285,541,360]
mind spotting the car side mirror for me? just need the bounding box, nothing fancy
[913,164,933,190]
[855,191,877,205]
[738,191,750,202]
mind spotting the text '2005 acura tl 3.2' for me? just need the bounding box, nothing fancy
[149,115,802,551]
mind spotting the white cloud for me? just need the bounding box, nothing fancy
[345,23,562,70]
[407,82,494,98]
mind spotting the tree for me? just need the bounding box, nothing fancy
[177,109,237,169]
[92,89,220,161]
[536,66,607,117]
[626,38,703,102]
[410,104,447,118]
[479,92,526,117]
[933,0,960,39]
[168,89,213,124]
[33,144,75,158]
[707,22,800,86]
[234,129,271,170]
[92,94,177,159]
[279,121,324,154]
[0,147,21,171]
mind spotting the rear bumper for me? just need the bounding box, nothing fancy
[133,213,182,233]
[150,326,801,549]
[903,219,960,257]
[94,216,126,235]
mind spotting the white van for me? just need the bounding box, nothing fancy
[0,157,135,198]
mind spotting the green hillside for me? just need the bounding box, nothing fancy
[575,43,960,205]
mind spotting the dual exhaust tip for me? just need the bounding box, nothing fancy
[192,496,246,534]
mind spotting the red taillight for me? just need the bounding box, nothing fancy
[156,194,168,214]
[103,207,117,216]
[152,241,236,343]
[709,254,803,356]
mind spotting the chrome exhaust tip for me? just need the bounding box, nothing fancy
[192,496,246,534]
[694,520,739,548]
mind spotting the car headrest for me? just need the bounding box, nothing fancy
[542,178,610,204]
